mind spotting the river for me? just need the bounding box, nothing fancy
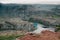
[32,23,55,34]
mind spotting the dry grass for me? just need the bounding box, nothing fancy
[0,30,25,40]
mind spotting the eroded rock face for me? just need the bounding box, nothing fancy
[16,30,60,40]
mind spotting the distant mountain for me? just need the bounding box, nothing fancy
[0,3,60,18]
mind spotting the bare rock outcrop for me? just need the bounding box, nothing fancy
[16,30,60,40]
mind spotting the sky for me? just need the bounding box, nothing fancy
[0,0,60,4]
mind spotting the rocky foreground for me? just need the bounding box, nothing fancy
[16,30,60,40]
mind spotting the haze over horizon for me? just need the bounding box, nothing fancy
[0,0,60,4]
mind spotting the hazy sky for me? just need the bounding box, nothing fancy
[0,0,60,4]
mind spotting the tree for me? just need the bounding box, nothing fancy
[55,25,60,32]
[0,24,3,30]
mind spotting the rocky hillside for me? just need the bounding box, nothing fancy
[0,3,60,31]
[16,30,60,40]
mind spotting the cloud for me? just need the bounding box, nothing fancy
[0,0,60,4]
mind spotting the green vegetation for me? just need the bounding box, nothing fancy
[56,25,60,32]
[29,17,60,32]
[52,15,60,18]
[0,34,24,40]
[29,18,49,26]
